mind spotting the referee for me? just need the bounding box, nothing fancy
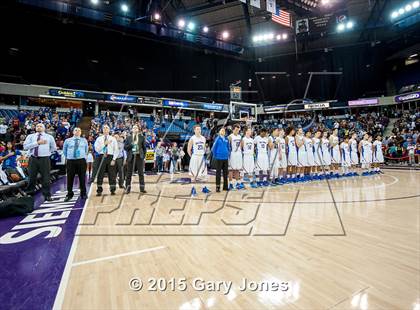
[63,127,88,201]
[94,125,119,196]
[23,123,57,201]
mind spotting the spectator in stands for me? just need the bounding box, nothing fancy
[182,143,190,171]
[407,142,416,165]
[114,133,126,189]
[57,123,68,139]
[24,123,57,201]
[69,109,80,126]
[179,146,185,171]
[170,142,179,172]
[18,110,27,126]
[155,142,165,173]
[17,152,29,169]
[416,144,420,163]
[4,128,14,143]
[12,117,19,130]
[0,142,21,170]
[128,107,134,119]
[163,149,171,172]
[86,144,94,179]
[46,124,56,138]
[0,121,7,141]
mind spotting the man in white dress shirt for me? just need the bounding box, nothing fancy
[94,125,119,196]
[23,123,57,201]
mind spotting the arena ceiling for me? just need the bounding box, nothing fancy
[10,0,417,52]
[161,0,377,42]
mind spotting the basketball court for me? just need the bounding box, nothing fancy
[52,170,419,309]
[1,1,420,309]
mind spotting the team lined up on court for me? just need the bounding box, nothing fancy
[188,124,385,194]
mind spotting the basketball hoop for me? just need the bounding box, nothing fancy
[230,101,258,123]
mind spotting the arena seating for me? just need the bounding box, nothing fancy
[0,107,81,202]
[383,110,419,163]
[1,105,415,204]
[95,112,211,138]
[0,109,18,120]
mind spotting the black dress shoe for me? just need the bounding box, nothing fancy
[64,196,73,202]
[125,186,131,194]
[119,184,125,189]
[216,187,220,193]
[110,191,116,196]
[140,189,147,193]
[45,196,53,202]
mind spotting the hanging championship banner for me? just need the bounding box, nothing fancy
[266,0,276,14]
[296,19,309,34]
[250,0,261,9]
[230,86,242,101]
[297,2,348,36]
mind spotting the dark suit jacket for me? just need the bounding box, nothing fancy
[124,134,147,159]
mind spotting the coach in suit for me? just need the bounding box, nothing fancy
[23,123,57,201]
[63,127,88,201]
[124,124,147,194]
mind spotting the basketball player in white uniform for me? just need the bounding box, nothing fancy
[366,136,374,174]
[228,124,243,190]
[241,126,255,187]
[304,130,315,179]
[296,128,307,181]
[313,130,323,179]
[285,127,297,182]
[340,135,351,175]
[372,135,384,173]
[321,131,332,177]
[359,133,372,175]
[188,125,207,181]
[330,128,341,177]
[254,128,269,186]
[349,132,359,175]
[277,128,287,184]
[268,127,280,185]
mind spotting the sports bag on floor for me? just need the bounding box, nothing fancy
[0,196,34,218]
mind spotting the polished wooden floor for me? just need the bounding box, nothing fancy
[57,170,420,310]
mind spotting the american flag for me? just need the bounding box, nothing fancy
[272,8,291,27]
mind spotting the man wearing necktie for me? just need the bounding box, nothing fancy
[63,127,88,202]
[124,124,147,194]
[23,123,57,201]
[94,125,119,196]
